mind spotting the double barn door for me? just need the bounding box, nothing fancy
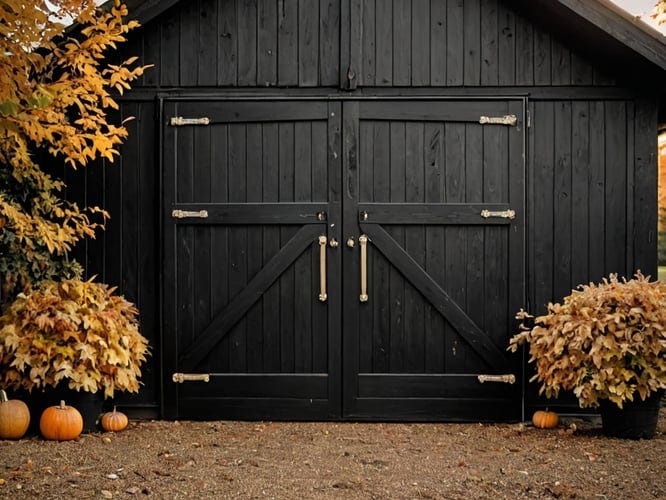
[162,98,525,421]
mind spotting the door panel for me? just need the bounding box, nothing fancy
[342,99,525,421]
[162,100,342,420]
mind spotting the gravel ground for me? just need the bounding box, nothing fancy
[1,408,664,499]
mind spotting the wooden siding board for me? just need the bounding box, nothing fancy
[588,101,606,282]
[238,0,258,86]
[533,30,550,86]
[258,0,278,86]
[179,0,199,86]
[299,0,319,86]
[430,0,447,86]
[392,0,411,86]
[375,0,392,85]
[625,101,635,276]
[480,0,499,86]
[218,0,238,85]
[320,0,340,86]
[571,101,590,285]
[532,102,554,313]
[497,3,515,86]
[463,0,481,86]
[246,124,264,372]
[262,123,281,372]
[633,99,658,277]
[553,101,572,300]
[160,8,180,86]
[360,0,376,86]
[571,53,594,85]
[198,0,218,85]
[551,38,572,86]
[411,0,429,86]
[446,0,464,86]
[141,27,160,86]
[514,13,533,85]
[604,101,627,275]
[278,0,299,85]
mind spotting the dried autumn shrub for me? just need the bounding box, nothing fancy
[0,278,149,399]
[508,272,666,409]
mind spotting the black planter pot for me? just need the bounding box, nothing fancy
[599,391,663,439]
[13,385,105,434]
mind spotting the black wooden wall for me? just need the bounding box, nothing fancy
[68,0,659,416]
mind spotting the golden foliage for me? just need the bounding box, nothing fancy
[0,278,150,399]
[508,272,666,409]
[0,1,148,303]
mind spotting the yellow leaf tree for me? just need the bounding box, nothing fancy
[0,0,148,307]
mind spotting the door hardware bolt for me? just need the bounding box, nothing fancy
[347,237,355,248]
[329,238,339,248]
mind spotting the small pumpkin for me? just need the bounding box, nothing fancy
[40,400,83,441]
[0,389,30,439]
[101,406,128,432]
[532,409,559,429]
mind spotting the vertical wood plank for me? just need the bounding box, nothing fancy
[192,127,212,368]
[533,30,551,85]
[262,123,280,372]
[218,0,238,85]
[238,0,258,85]
[571,102,590,285]
[588,101,606,282]
[514,13,533,85]
[246,124,264,372]
[393,0,411,86]
[430,0,447,86]
[389,121,406,372]
[372,121,390,371]
[160,8,180,86]
[278,0,299,85]
[551,39,571,86]
[358,121,373,373]
[320,0,341,86]
[571,54,593,85]
[375,0,392,85]
[424,122,445,372]
[120,104,139,300]
[258,0,278,86]
[279,122,296,372]
[444,122,466,371]
[411,0,429,86]
[198,0,218,85]
[228,124,248,372]
[446,0,463,86]
[179,0,199,86]
[463,0,480,86]
[299,0,319,86]
[633,100,658,277]
[497,3,515,86]
[604,101,627,275]
[480,0,498,86]
[625,101,635,276]
[142,27,161,86]
[405,122,425,372]
[210,124,230,371]
[360,0,376,86]
[532,102,554,312]
[553,101,572,300]
[294,122,313,371]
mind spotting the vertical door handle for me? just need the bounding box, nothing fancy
[318,236,327,302]
[359,234,368,302]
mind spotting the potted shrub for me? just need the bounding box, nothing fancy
[508,272,666,439]
[0,278,150,431]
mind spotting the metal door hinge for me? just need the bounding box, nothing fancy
[481,209,516,220]
[172,373,210,383]
[170,116,210,126]
[479,114,517,126]
[477,374,516,384]
[172,209,209,219]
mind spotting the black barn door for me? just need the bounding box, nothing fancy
[162,99,342,420]
[342,99,526,421]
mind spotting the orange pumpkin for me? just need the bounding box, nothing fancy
[101,406,128,432]
[0,389,30,439]
[40,400,83,441]
[532,409,559,429]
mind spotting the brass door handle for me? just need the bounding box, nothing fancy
[318,236,327,302]
[359,234,368,302]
